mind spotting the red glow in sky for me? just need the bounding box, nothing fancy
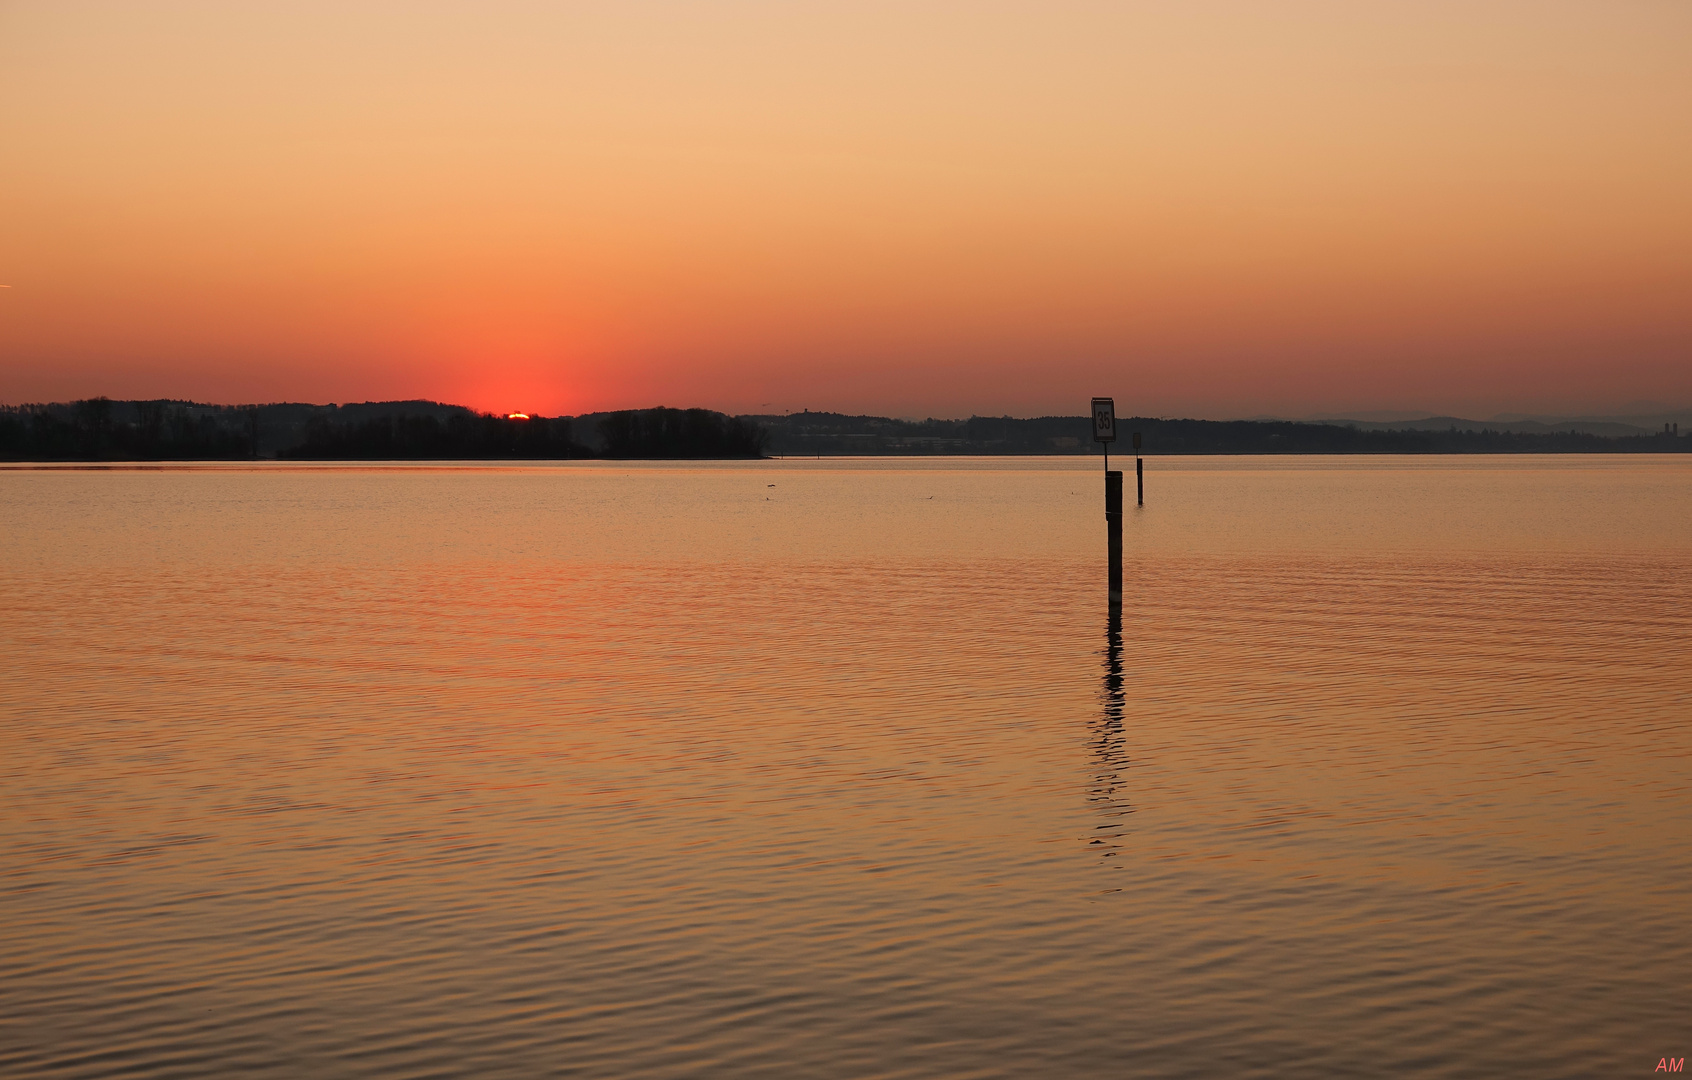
[2,2,1688,418]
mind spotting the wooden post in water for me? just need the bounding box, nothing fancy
[1106,469,1124,606]
[1133,431,1143,506]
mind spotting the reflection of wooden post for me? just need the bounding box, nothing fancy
[1106,470,1123,606]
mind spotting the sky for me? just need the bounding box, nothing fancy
[1,1,1688,419]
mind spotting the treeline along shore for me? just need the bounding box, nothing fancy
[0,400,767,461]
[2,398,1688,461]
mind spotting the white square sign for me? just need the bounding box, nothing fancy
[1091,397,1116,443]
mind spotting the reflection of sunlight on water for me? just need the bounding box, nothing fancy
[0,457,1689,1079]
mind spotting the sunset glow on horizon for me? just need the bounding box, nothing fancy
[1,1,1688,419]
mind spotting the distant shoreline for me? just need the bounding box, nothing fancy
[3,399,1688,461]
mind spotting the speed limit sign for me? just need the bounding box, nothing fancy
[1091,397,1116,443]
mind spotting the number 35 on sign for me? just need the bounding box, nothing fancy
[1091,398,1116,443]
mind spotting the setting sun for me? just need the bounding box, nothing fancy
[2,2,1687,418]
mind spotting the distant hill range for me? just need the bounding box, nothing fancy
[1305,413,1691,438]
[1,398,1687,460]
[752,411,1689,456]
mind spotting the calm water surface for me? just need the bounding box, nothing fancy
[2,456,1689,1078]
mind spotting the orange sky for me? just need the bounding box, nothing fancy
[1,1,1688,418]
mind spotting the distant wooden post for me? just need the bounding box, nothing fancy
[1133,431,1143,506]
[1093,398,1121,606]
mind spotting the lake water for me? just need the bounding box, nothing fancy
[2,456,1689,1078]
